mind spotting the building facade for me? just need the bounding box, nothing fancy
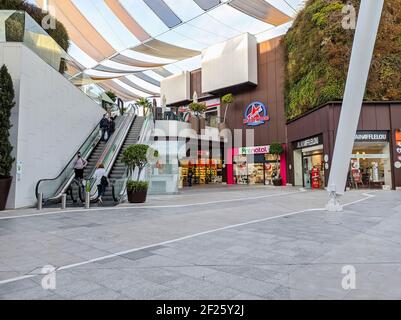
[286,102,401,190]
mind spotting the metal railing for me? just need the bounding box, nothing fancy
[85,114,137,201]
[35,122,101,204]
[112,111,155,203]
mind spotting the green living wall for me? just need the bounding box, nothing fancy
[284,0,401,121]
[0,0,70,51]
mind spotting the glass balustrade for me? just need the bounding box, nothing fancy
[36,123,102,201]
[0,10,104,105]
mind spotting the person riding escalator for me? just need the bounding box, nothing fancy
[93,164,109,205]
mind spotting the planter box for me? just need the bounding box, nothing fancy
[273,178,283,187]
[127,190,148,203]
[199,117,206,132]
[190,117,199,133]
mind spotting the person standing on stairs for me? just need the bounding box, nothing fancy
[74,152,87,181]
[93,164,108,204]
[100,114,110,142]
[108,117,116,138]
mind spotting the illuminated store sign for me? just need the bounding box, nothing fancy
[354,131,388,142]
[295,136,322,149]
[243,102,270,126]
[239,145,270,155]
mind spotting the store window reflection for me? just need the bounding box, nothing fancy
[348,141,392,189]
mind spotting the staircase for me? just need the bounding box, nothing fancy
[101,117,145,205]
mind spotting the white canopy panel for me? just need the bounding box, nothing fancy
[32,0,305,101]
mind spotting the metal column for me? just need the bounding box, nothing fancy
[327,0,384,211]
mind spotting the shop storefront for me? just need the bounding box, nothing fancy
[179,140,223,187]
[287,102,401,190]
[232,145,286,186]
[348,131,392,189]
[292,135,326,189]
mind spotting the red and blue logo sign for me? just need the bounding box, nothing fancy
[243,101,270,126]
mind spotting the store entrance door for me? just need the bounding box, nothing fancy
[303,157,312,188]
[301,150,325,189]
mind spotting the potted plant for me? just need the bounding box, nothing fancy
[0,65,16,211]
[126,180,149,203]
[269,142,284,187]
[122,144,158,203]
[188,102,207,134]
[219,93,234,131]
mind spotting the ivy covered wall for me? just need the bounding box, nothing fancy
[284,0,401,121]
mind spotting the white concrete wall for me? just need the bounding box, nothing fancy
[160,71,190,105]
[202,33,258,93]
[0,43,104,208]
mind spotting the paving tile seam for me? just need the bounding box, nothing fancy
[0,192,375,287]
[0,190,306,221]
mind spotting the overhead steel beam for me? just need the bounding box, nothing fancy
[327,0,384,211]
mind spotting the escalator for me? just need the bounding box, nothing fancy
[36,115,127,207]
[68,140,107,206]
[101,117,145,205]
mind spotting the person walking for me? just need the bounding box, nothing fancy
[108,117,116,138]
[93,164,108,204]
[74,152,87,181]
[187,167,193,187]
[100,114,109,141]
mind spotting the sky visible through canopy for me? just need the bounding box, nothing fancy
[28,0,305,102]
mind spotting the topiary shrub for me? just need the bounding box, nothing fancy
[126,181,149,193]
[122,144,159,181]
[188,102,207,117]
[284,0,401,121]
[0,65,15,178]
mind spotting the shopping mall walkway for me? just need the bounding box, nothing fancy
[0,186,400,299]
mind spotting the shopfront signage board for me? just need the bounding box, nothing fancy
[354,131,389,142]
[239,145,270,155]
[243,102,270,126]
[295,136,322,149]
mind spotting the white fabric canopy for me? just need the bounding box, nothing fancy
[33,0,305,101]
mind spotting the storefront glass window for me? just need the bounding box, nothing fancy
[348,141,391,189]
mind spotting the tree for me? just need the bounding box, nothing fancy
[105,90,117,102]
[269,142,284,180]
[188,102,207,117]
[0,65,15,178]
[135,98,152,116]
[221,93,234,124]
[122,144,158,181]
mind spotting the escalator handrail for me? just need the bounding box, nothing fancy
[35,121,102,201]
[86,114,137,199]
[85,115,133,182]
[104,116,138,185]
[113,113,154,203]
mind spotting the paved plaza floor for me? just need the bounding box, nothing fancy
[0,185,400,300]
